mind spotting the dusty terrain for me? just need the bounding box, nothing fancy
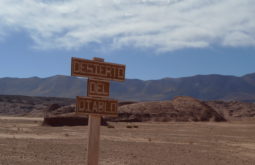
[0,116,254,165]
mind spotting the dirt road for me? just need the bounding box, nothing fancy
[0,116,254,165]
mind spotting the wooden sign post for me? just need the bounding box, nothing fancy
[71,57,125,165]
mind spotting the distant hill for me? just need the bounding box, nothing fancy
[1,73,255,101]
[116,96,226,122]
[1,95,254,122]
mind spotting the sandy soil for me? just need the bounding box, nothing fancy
[0,116,254,165]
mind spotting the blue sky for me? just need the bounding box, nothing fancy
[0,0,255,80]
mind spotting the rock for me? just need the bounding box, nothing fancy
[115,96,226,122]
[42,115,108,126]
[48,104,61,111]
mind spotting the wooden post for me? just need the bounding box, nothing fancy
[87,115,101,165]
[87,57,104,165]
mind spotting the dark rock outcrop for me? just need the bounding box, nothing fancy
[42,115,108,126]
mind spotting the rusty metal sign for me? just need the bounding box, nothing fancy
[76,96,118,116]
[71,57,125,81]
[87,79,110,97]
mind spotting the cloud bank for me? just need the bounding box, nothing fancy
[0,0,255,52]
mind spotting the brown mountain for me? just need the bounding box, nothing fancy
[1,73,255,101]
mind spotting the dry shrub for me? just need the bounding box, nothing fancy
[107,125,115,128]
[126,125,133,128]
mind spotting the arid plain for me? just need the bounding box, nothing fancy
[0,116,254,165]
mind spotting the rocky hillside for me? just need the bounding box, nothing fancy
[113,96,226,122]
[207,101,255,120]
[1,73,255,101]
[1,95,254,122]
[0,95,74,117]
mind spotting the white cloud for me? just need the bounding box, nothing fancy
[0,0,254,52]
[223,32,255,47]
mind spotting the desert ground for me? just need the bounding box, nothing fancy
[0,116,254,165]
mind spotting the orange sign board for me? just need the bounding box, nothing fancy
[76,96,118,116]
[87,79,110,97]
[71,57,125,81]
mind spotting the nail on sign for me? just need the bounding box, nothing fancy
[76,96,118,116]
[71,57,125,81]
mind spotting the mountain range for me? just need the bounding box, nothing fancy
[0,73,255,102]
